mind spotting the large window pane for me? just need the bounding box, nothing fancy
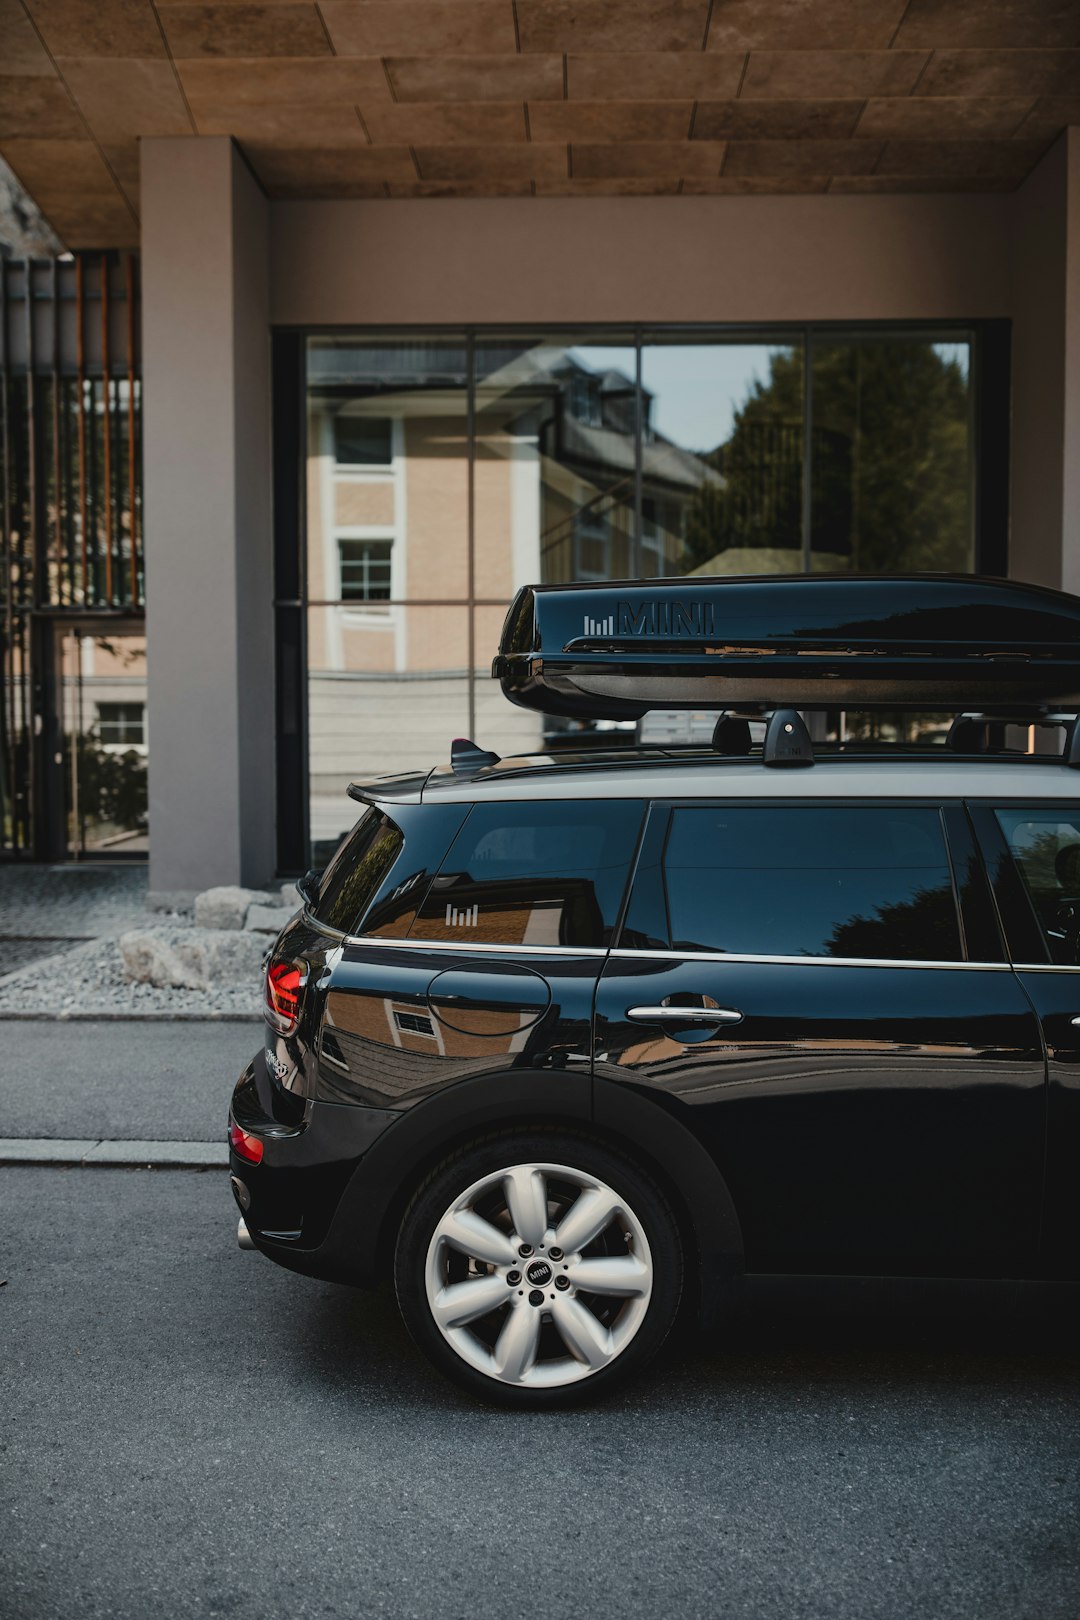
[810,335,974,572]
[306,337,470,603]
[474,335,638,589]
[661,806,962,962]
[307,604,470,863]
[640,339,804,577]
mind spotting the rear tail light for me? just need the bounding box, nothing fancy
[229,1122,264,1164]
[265,957,305,1035]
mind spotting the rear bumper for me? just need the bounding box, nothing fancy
[228,1052,400,1265]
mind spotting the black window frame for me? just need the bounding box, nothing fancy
[620,797,989,965]
[967,797,1080,967]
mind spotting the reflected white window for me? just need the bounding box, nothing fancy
[339,538,393,603]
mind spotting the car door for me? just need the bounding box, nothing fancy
[593,797,1046,1277]
[969,799,1080,1281]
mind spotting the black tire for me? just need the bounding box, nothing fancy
[394,1129,684,1408]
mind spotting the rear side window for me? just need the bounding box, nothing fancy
[994,806,1080,965]
[313,810,404,934]
[658,805,962,962]
[409,800,644,948]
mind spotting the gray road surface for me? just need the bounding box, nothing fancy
[1,1166,1078,1620]
[0,1021,258,1141]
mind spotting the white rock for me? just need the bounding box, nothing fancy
[119,926,266,989]
[279,882,301,908]
[194,885,277,930]
[245,903,296,935]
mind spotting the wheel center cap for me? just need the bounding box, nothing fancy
[525,1259,552,1287]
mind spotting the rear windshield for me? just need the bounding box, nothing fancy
[313,809,404,935]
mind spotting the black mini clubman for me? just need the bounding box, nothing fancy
[230,574,1080,1405]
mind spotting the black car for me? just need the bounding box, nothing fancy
[230,575,1080,1405]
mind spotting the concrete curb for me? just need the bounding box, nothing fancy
[0,1011,260,1022]
[0,1138,228,1167]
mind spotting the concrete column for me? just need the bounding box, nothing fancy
[1010,129,1080,592]
[141,137,274,902]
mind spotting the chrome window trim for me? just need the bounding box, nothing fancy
[339,933,1011,970]
[607,948,1010,971]
[344,934,609,957]
[1013,962,1080,973]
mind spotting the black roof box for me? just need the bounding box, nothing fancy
[492,574,1080,718]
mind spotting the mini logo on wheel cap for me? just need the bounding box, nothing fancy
[526,1260,552,1287]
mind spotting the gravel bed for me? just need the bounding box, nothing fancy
[0,936,260,1018]
[0,864,152,936]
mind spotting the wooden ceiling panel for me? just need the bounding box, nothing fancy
[321,2,517,58]
[0,0,1076,246]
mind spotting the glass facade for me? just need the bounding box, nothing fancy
[298,326,980,862]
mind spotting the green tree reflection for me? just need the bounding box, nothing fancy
[682,343,972,575]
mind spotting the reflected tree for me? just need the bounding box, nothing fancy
[681,343,971,575]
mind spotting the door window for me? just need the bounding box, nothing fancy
[994,806,1080,965]
[656,805,963,961]
[410,800,644,948]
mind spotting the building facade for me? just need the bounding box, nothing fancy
[0,7,1078,897]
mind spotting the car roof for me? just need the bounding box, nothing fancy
[357,748,1080,807]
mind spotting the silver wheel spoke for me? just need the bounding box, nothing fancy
[424,1160,653,1389]
[550,1295,613,1369]
[432,1274,508,1330]
[493,1299,543,1381]
[554,1185,621,1256]
[437,1209,517,1268]
[570,1254,650,1297]
[502,1165,548,1249]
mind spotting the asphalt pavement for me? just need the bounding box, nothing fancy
[1,1020,1079,1618]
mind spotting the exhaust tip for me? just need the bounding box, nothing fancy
[237,1216,256,1251]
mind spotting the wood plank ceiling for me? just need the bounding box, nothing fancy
[0,0,1078,247]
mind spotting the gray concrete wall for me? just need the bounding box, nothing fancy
[141,137,273,899]
[1010,136,1070,589]
[271,193,1012,327]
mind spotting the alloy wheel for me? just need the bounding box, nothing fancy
[424,1161,654,1390]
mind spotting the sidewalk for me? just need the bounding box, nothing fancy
[0,1019,258,1168]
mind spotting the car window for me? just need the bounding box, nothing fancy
[313,809,404,935]
[409,800,645,949]
[659,805,963,962]
[994,806,1080,965]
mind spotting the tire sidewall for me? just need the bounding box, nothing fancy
[394,1130,684,1408]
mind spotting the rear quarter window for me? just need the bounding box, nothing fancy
[409,800,645,949]
[312,810,405,934]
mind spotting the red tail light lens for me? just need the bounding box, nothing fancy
[229,1122,264,1164]
[265,958,305,1035]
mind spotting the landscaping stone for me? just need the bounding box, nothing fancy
[245,903,295,935]
[193,885,278,931]
[119,926,266,990]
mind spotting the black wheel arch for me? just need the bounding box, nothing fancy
[262,1068,743,1325]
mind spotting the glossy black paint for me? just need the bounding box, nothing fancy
[230,778,1080,1306]
[594,953,1044,1276]
[314,943,599,1109]
[494,574,1080,717]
